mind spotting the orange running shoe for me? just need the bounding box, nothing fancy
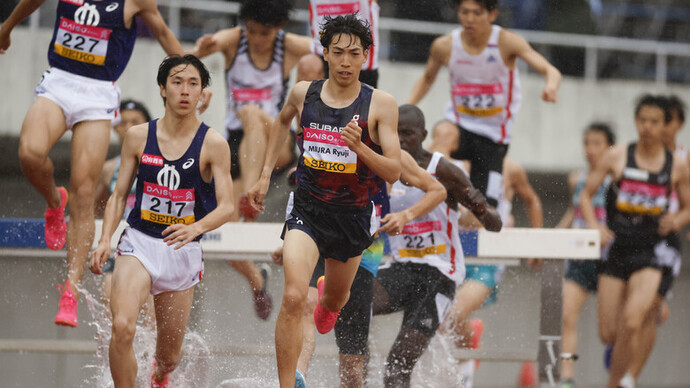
[44,186,68,250]
[54,279,78,327]
[314,276,340,334]
[469,318,484,349]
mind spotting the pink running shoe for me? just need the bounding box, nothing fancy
[54,279,78,327]
[44,186,68,250]
[469,318,484,369]
[314,276,340,334]
[151,360,170,388]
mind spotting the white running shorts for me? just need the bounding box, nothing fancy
[35,67,120,129]
[115,226,204,295]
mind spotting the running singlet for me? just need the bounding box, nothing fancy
[447,25,522,144]
[572,171,611,228]
[606,143,673,244]
[388,152,465,285]
[109,156,138,219]
[48,0,136,81]
[225,29,288,133]
[308,0,379,71]
[297,79,384,207]
[127,121,217,240]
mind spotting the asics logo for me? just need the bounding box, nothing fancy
[183,158,195,169]
[74,3,100,26]
[105,2,118,12]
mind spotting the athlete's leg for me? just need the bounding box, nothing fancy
[384,326,431,388]
[597,274,626,345]
[440,280,491,349]
[321,255,362,313]
[560,279,590,381]
[109,256,152,388]
[151,286,196,383]
[276,229,320,387]
[340,353,365,388]
[606,268,661,388]
[17,97,68,209]
[628,295,662,379]
[296,286,319,376]
[297,54,326,82]
[65,119,112,294]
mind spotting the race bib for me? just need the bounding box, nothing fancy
[53,17,110,65]
[232,88,271,110]
[316,2,361,16]
[140,182,196,225]
[397,221,446,258]
[616,179,668,216]
[302,124,357,174]
[452,83,504,117]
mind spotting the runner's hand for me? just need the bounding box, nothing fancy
[542,85,558,103]
[89,240,111,275]
[271,246,284,265]
[341,119,363,153]
[198,88,213,114]
[248,177,269,213]
[598,225,615,246]
[378,211,412,235]
[658,213,677,236]
[193,34,217,58]
[478,207,502,232]
[162,223,202,249]
[0,26,11,54]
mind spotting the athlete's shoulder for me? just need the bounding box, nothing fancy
[284,32,312,52]
[371,87,396,105]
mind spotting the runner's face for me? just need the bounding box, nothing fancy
[661,110,684,149]
[161,64,203,114]
[635,105,665,146]
[398,123,424,154]
[583,130,609,169]
[244,20,281,54]
[323,34,368,86]
[457,1,497,36]
[113,109,147,143]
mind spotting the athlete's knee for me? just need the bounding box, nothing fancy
[282,285,308,315]
[304,287,318,317]
[598,322,616,345]
[68,181,97,212]
[562,310,579,333]
[17,140,48,168]
[622,310,645,334]
[321,289,349,313]
[111,315,137,346]
[155,352,182,375]
[237,104,268,128]
[297,54,324,81]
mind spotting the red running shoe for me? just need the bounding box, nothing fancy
[151,360,170,388]
[54,279,78,327]
[314,276,339,334]
[44,186,68,250]
[469,318,484,369]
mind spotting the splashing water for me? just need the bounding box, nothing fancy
[80,284,211,387]
[411,331,468,388]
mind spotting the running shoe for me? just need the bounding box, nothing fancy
[295,370,306,388]
[518,361,537,388]
[603,344,613,370]
[54,279,78,327]
[238,193,260,221]
[619,372,635,388]
[469,318,484,369]
[314,276,340,334]
[253,263,273,320]
[458,359,475,388]
[44,186,68,250]
[151,360,170,388]
[560,379,576,388]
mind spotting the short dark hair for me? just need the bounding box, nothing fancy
[666,95,686,124]
[635,94,670,123]
[452,0,499,11]
[119,99,151,122]
[239,0,291,26]
[320,14,373,52]
[585,122,615,146]
[157,55,210,105]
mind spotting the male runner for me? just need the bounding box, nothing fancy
[0,0,203,328]
[371,104,502,388]
[299,0,380,87]
[89,55,234,388]
[556,123,615,388]
[248,14,401,387]
[188,0,313,320]
[580,95,690,388]
[408,0,561,206]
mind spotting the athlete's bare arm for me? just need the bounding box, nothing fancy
[162,129,234,249]
[499,30,561,103]
[407,34,451,105]
[379,151,447,235]
[89,124,147,274]
[660,155,690,235]
[248,81,309,210]
[284,33,314,78]
[506,158,543,228]
[188,27,240,64]
[435,158,502,232]
[0,0,46,53]
[94,158,118,218]
[555,171,579,229]
[345,89,401,184]
[130,0,183,55]
[581,146,623,244]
